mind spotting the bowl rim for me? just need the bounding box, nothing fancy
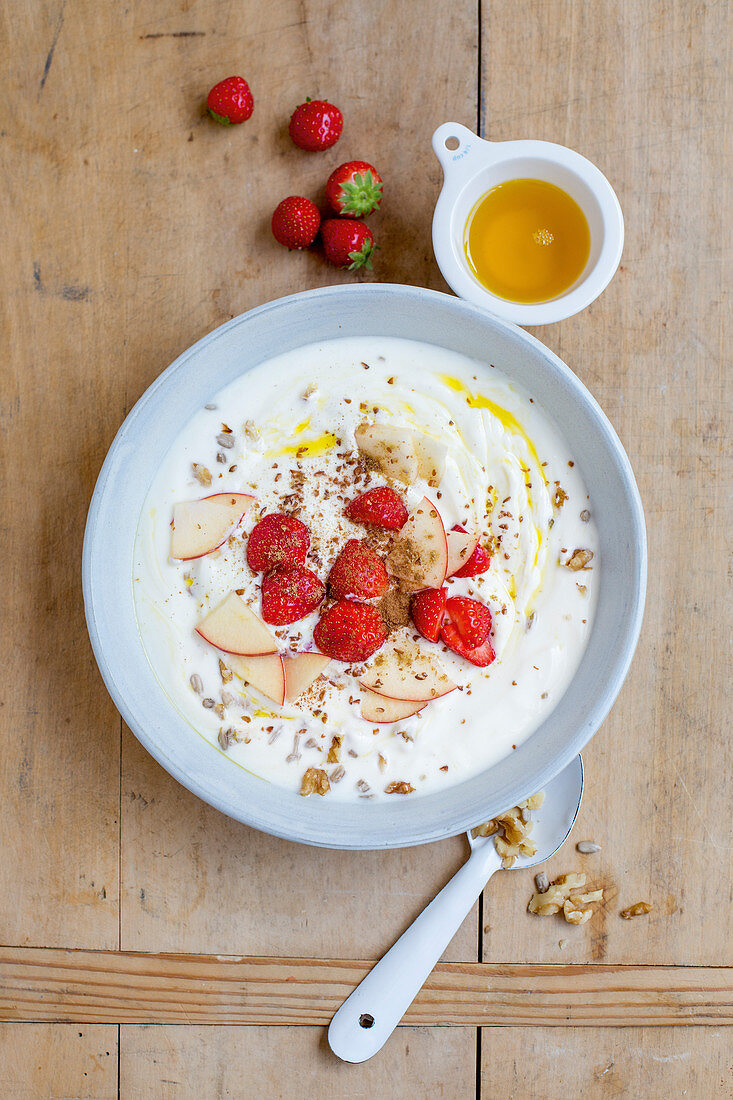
[83,283,646,849]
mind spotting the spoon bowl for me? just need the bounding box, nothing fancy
[328,755,584,1063]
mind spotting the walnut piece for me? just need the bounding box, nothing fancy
[620,901,653,919]
[192,462,212,487]
[564,548,594,571]
[300,767,330,797]
[384,780,415,794]
[528,873,604,924]
[327,735,342,764]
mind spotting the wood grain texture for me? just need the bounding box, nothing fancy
[480,0,732,966]
[116,0,479,965]
[481,1025,733,1098]
[0,1023,118,1100]
[1,948,730,1026]
[120,1024,477,1100]
[0,0,122,949]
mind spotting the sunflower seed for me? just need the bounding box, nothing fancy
[304,737,319,749]
[330,765,345,783]
[580,509,591,522]
[216,433,235,449]
[221,691,235,708]
[356,779,370,793]
[216,451,227,464]
[205,403,217,411]
[576,841,601,854]
[267,728,281,744]
[218,727,237,750]
[535,871,550,893]
[189,673,203,695]
[202,697,215,709]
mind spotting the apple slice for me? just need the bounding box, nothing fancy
[413,433,447,487]
[386,497,448,589]
[284,652,331,702]
[354,422,419,484]
[196,592,277,656]
[228,653,286,706]
[360,688,427,723]
[171,493,255,560]
[360,636,457,702]
[446,528,480,577]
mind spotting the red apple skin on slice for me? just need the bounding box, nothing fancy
[228,653,286,706]
[284,652,331,702]
[386,497,448,589]
[359,637,457,702]
[360,689,427,723]
[196,592,277,656]
[446,529,480,577]
[171,493,255,560]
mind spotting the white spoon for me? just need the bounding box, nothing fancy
[328,755,584,1063]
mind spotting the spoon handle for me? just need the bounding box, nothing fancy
[328,843,501,1063]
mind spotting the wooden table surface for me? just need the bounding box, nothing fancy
[1,0,730,1096]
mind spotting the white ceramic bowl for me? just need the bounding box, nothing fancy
[431,123,624,325]
[83,284,646,849]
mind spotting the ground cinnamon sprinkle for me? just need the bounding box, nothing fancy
[378,584,412,632]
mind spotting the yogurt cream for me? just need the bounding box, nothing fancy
[133,336,598,800]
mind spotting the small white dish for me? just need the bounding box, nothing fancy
[431,122,624,325]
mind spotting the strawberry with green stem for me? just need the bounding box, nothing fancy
[326,161,383,217]
[321,219,376,270]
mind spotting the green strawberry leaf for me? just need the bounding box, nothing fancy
[347,239,377,271]
[339,170,383,217]
[208,108,231,126]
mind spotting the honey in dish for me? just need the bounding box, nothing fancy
[464,178,591,303]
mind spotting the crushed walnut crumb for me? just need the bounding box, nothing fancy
[192,462,211,486]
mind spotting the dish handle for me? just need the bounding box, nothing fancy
[431,122,499,177]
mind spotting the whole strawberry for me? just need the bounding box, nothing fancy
[271,196,321,250]
[288,98,343,151]
[206,76,254,125]
[326,161,383,217]
[321,219,375,270]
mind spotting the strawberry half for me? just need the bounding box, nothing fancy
[444,596,492,648]
[325,161,383,217]
[321,219,376,270]
[206,76,254,125]
[345,486,408,530]
[288,98,343,151]
[271,196,321,249]
[410,587,447,642]
[440,621,496,667]
[451,524,491,577]
[313,599,387,662]
[246,513,310,573]
[261,563,325,625]
[328,539,389,600]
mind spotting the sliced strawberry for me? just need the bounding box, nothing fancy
[345,486,408,530]
[328,539,389,600]
[260,564,325,625]
[247,513,310,573]
[440,621,496,667]
[410,587,447,642]
[444,596,492,648]
[451,523,491,577]
[313,599,387,662]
